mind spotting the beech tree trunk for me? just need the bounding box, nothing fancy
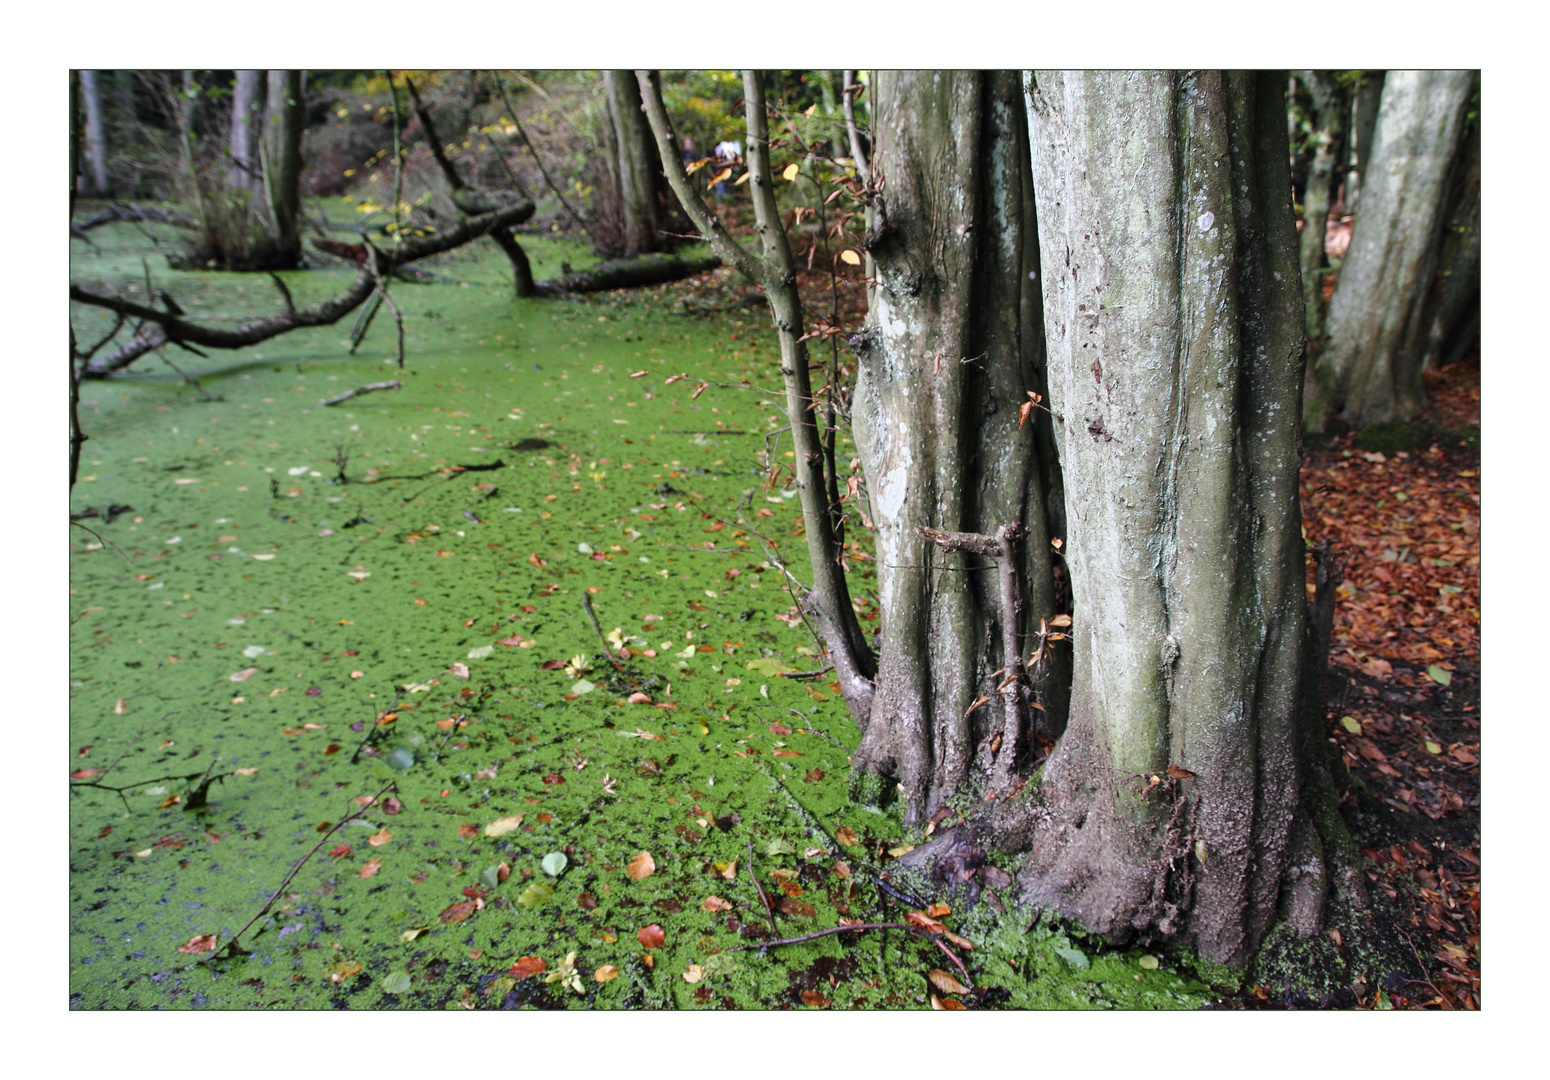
[229,70,265,194]
[1346,71,1385,215]
[1419,105,1480,371]
[1304,70,1475,432]
[1295,70,1346,350]
[848,70,1066,820]
[605,70,663,256]
[264,70,304,267]
[80,70,109,196]
[983,69,1338,968]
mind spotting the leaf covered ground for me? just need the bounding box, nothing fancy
[69,223,1215,1010]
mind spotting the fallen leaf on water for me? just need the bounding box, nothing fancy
[638,923,666,948]
[800,989,829,1007]
[400,927,428,942]
[510,956,547,980]
[930,994,965,1010]
[928,969,970,995]
[177,935,218,955]
[457,824,478,840]
[769,722,794,735]
[70,768,98,780]
[359,858,382,878]
[834,827,858,847]
[380,971,411,993]
[714,859,738,880]
[683,964,705,984]
[439,900,477,925]
[627,851,656,881]
[516,882,555,908]
[328,960,363,983]
[484,814,525,837]
[229,668,257,682]
[367,828,392,847]
[329,843,351,858]
[701,895,732,912]
[594,965,620,983]
[542,851,569,877]
[451,662,470,678]
[113,698,129,714]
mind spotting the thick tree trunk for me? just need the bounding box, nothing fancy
[1295,70,1346,350]
[1346,71,1385,215]
[990,70,1330,967]
[1304,71,1475,432]
[534,251,720,294]
[229,70,265,194]
[848,71,1066,823]
[605,70,662,255]
[263,70,304,267]
[1419,106,1480,371]
[80,70,109,196]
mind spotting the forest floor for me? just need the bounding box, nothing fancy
[68,214,1479,1011]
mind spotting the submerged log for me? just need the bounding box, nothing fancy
[535,251,721,295]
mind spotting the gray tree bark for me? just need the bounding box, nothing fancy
[1295,71,1346,350]
[605,70,662,255]
[1305,70,1475,432]
[229,70,265,194]
[263,70,304,266]
[80,70,109,195]
[847,70,1066,821]
[1419,106,1480,371]
[980,70,1336,967]
[1345,71,1385,215]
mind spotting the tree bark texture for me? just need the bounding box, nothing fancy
[605,71,663,256]
[264,70,304,266]
[535,251,720,294]
[847,71,1065,823]
[1418,104,1480,372]
[1304,70,1475,432]
[1346,71,1385,215]
[1002,71,1327,967]
[81,70,109,196]
[1294,71,1346,350]
[229,71,265,194]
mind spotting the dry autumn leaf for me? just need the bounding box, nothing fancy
[177,934,218,955]
[683,964,705,984]
[359,857,382,878]
[594,965,620,983]
[510,956,547,980]
[367,828,392,847]
[928,969,970,995]
[701,895,733,912]
[931,994,966,1010]
[457,824,478,840]
[800,989,830,1007]
[439,900,477,925]
[834,827,858,847]
[638,923,666,949]
[627,850,656,881]
[484,814,524,837]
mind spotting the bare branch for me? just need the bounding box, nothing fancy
[318,380,402,407]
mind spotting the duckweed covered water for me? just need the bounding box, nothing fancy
[69,224,1217,1010]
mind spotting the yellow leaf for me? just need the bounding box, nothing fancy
[1139,955,1160,970]
[1340,716,1362,735]
[888,843,916,858]
[782,162,801,181]
[484,814,524,837]
[839,249,861,266]
[1425,740,1443,755]
[400,927,428,942]
[683,964,705,983]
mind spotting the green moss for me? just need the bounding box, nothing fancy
[1354,421,1427,455]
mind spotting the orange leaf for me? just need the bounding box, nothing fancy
[626,851,656,881]
[638,923,666,949]
[70,768,99,779]
[834,827,858,847]
[701,895,733,912]
[510,955,547,980]
[800,989,830,1007]
[594,965,620,982]
[367,828,393,847]
[359,857,382,878]
[329,843,352,858]
[907,910,946,934]
[439,900,477,925]
[769,722,794,735]
[177,934,218,955]
[927,903,951,918]
[931,994,965,1010]
[1166,764,1196,780]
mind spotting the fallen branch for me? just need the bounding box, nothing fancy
[72,201,198,234]
[535,251,721,295]
[722,920,972,986]
[581,592,625,672]
[213,780,399,959]
[73,201,534,378]
[746,838,780,937]
[318,380,403,407]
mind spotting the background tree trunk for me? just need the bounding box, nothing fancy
[229,70,265,194]
[264,70,304,267]
[1304,70,1475,432]
[1419,104,1480,372]
[848,70,1065,822]
[604,70,662,255]
[1001,70,1331,967]
[80,70,109,196]
[1345,71,1385,214]
[1295,70,1347,351]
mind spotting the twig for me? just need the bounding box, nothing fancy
[776,665,834,680]
[581,592,626,672]
[318,380,402,407]
[1400,929,1456,1009]
[746,838,779,936]
[70,518,132,566]
[214,780,399,958]
[723,920,971,985]
[492,74,599,244]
